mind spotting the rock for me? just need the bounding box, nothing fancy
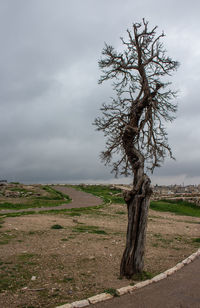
[71,299,89,307]
[88,293,113,304]
[174,262,184,270]
[31,276,36,281]
[25,192,33,196]
[117,285,135,295]
[88,256,95,260]
[164,267,177,276]
[5,191,20,198]
[114,193,122,197]
[151,273,167,282]
[0,182,8,186]
[55,304,72,308]
[188,252,198,261]
[182,258,192,265]
[130,279,152,291]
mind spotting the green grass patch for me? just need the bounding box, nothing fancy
[153,234,172,246]
[183,220,200,224]
[150,200,200,217]
[0,232,16,245]
[39,205,104,216]
[9,187,29,193]
[17,253,36,262]
[0,276,14,291]
[0,185,71,210]
[0,199,64,210]
[152,243,159,247]
[131,271,154,281]
[115,211,126,215]
[72,225,108,235]
[0,211,36,218]
[63,277,74,283]
[153,233,162,239]
[104,288,119,297]
[76,185,125,204]
[69,212,81,217]
[0,207,94,217]
[51,224,64,229]
[193,237,200,243]
[42,186,71,201]
[0,255,37,291]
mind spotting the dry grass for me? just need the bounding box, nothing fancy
[0,203,199,308]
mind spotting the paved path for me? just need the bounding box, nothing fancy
[54,186,102,208]
[0,186,102,214]
[92,256,200,308]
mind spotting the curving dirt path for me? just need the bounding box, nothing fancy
[54,185,102,208]
[0,186,102,214]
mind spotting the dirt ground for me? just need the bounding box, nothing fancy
[0,203,199,308]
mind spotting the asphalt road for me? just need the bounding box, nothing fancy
[92,256,200,308]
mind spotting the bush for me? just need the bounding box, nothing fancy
[51,224,63,229]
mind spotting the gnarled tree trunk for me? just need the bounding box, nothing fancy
[120,125,152,277]
[95,20,178,279]
[120,174,152,277]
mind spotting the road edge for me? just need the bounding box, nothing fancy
[56,248,200,308]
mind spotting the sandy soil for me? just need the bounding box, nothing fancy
[0,202,199,308]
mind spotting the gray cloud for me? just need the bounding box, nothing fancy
[0,0,200,184]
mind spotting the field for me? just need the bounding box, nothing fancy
[0,183,71,211]
[0,184,199,308]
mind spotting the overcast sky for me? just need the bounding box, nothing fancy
[0,0,200,185]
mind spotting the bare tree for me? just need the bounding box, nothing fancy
[94,19,179,278]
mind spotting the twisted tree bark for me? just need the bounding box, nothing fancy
[119,122,152,276]
[120,174,152,277]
